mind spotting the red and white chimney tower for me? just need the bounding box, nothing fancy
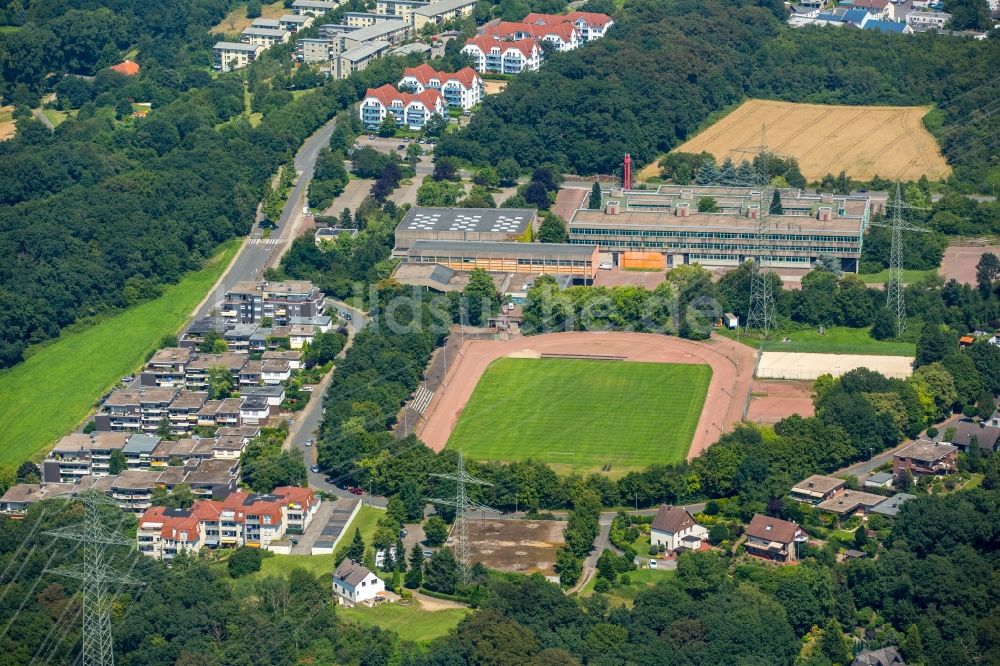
[623,153,631,190]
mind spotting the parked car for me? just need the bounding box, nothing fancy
[423,550,433,558]
[304,439,313,447]
[291,539,299,546]
[507,302,515,311]
[649,559,657,569]
[301,386,314,392]
[349,487,363,495]
[599,262,613,270]
[399,528,407,537]
[310,464,320,473]
[397,144,405,150]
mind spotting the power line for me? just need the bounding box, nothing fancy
[427,451,498,583]
[45,491,144,666]
[868,182,929,334]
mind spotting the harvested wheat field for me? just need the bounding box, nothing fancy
[211,0,287,34]
[675,99,950,182]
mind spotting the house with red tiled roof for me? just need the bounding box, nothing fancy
[360,83,445,130]
[110,59,140,76]
[461,36,542,75]
[398,64,483,111]
[744,514,807,563]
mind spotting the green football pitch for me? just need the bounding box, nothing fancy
[446,358,711,475]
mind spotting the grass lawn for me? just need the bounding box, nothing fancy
[719,326,915,356]
[579,568,676,607]
[41,108,70,127]
[446,358,711,475]
[0,240,240,471]
[858,268,938,284]
[343,601,469,643]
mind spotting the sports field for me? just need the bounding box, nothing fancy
[0,240,240,472]
[446,358,711,474]
[674,99,949,181]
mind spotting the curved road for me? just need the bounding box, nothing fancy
[194,114,343,320]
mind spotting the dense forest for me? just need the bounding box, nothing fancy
[438,0,1000,193]
[0,22,412,368]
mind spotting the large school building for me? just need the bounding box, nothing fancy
[567,185,872,271]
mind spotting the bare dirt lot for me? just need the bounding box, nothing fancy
[418,332,755,462]
[757,351,914,380]
[941,242,1000,285]
[746,380,815,424]
[211,0,286,34]
[465,518,564,576]
[483,80,508,96]
[675,99,950,182]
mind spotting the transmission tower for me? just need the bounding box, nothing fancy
[730,127,790,338]
[868,182,929,334]
[427,451,498,583]
[45,491,143,666]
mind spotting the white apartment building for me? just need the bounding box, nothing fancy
[484,20,581,51]
[291,0,340,16]
[241,26,291,47]
[521,11,614,41]
[213,42,264,71]
[398,63,483,111]
[461,36,542,75]
[906,9,951,28]
[360,83,445,130]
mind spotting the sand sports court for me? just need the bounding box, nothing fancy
[416,331,756,462]
[757,351,914,380]
[674,99,950,182]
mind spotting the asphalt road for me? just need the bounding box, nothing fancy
[194,115,342,320]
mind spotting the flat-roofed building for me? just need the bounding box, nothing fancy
[817,489,888,516]
[336,40,393,79]
[790,475,846,504]
[1,483,78,514]
[343,11,398,26]
[376,0,429,22]
[406,240,599,279]
[142,347,194,387]
[297,37,336,62]
[395,207,538,249]
[95,387,178,433]
[568,185,872,271]
[43,432,130,482]
[291,0,339,15]
[241,26,292,46]
[280,13,314,31]
[222,280,326,326]
[341,19,410,49]
[213,42,264,71]
[412,0,477,30]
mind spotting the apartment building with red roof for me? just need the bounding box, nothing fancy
[521,11,614,41]
[483,20,581,51]
[136,487,319,560]
[461,36,542,75]
[398,64,484,111]
[360,83,445,130]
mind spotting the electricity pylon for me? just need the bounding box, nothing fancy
[869,182,929,334]
[427,451,498,583]
[744,149,777,337]
[46,492,143,666]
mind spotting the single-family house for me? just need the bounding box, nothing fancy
[744,514,807,563]
[851,646,907,666]
[649,504,708,552]
[893,439,957,476]
[817,489,888,517]
[868,493,916,517]
[934,418,1000,453]
[332,559,386,606]
[790,475,845,504]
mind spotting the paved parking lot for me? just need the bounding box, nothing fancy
[291,495,361,554]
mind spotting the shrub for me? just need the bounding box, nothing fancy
[594,577,611,593]
[228,547,266,578]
